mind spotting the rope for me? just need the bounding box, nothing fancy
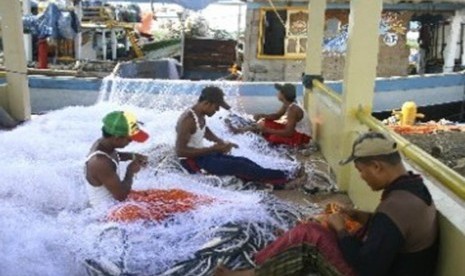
[0,68,28,76]
[266,0,286,28]
[265,0,307,55]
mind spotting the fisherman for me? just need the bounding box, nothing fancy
[175,86,305,189]
[85,110,149,208]
[85,110,216,223]
[216,131,438,276]
[228,83,312,148]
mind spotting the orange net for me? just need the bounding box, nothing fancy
[314,203,362,234]
[389,124,465,135]
[107,189,215,222]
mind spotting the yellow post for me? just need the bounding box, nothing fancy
[338,0,383,190]
[303,0,326,136]
[0,0,31,121]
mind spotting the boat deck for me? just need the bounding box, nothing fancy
[275,150,353,208]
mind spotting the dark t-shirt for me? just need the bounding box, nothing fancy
[338,173,438,276]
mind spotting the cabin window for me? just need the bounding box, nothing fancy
[258,8,308,59]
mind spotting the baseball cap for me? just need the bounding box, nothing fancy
[199,86,231,110]
[339,132,398,165]
[102,111,149,142]
[274,83,296,95]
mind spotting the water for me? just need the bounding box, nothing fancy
[0,77,301,275]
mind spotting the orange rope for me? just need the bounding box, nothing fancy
[108,189,215,222]
[314,203,362,234]
[389,124,465,135]
[298,203,362,234]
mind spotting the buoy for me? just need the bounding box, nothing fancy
[392,101,425,126]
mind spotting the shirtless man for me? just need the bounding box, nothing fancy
[85,111,149,207]
[176,86,303,189]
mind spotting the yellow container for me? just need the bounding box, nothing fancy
[392,101,425,126]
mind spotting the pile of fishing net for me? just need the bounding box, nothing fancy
[389,123,465,135]
[107,189,215,223]
[84,193,322,276]
[383,117,465,135]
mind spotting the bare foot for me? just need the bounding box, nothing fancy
[214,265,255,276]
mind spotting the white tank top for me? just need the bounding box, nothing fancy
[84,150,118,208]
[187,109,206,148]
[287,103,312,137]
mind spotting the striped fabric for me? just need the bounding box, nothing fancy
[256,244,342,276]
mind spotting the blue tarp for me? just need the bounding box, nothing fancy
[23,3,80,39]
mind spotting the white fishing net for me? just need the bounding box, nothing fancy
[0,78,316,275]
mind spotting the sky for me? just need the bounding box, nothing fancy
[125,2,247,33]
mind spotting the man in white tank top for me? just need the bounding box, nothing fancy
[229,83,312,147]
[176,86,303,189]
[85,111,149,207]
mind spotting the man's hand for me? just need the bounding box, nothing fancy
[127,159,143,175]
[253,114,265,121]
[338,205,359,218]
[225,141,239,149]
[133,153,148,167]
[330,203,372,225]
[126,153,148,176]
[327,213,346,233]
[256,120,268,133]
[212,141,238,154]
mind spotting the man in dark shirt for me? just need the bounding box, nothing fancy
[215,131,438,276]
[328,131,438,276]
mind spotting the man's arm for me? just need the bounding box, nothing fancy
[205,127,224,144]
[205,127,239,149]
[260,105,302,137]
[175,114,227,158]
[117,152,148,164]
[337,213,405,276]
[337,205,373,225]
[254,105,287,121]
[88,156,134,201]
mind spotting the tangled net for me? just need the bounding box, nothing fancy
[107,189,215,223]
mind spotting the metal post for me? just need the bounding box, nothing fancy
[101,29,107,60]
[178,11,186,75]
[111,29,117,60]
[22,0,33,62]
[74,1,83,60]
[303,0,326,133]
[0,0,31,121]
[338,0,383,191]
[237,4,242,40]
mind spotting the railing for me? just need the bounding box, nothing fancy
[357,110,465,200]
[312,80,342,104]
[311,79,465,200]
